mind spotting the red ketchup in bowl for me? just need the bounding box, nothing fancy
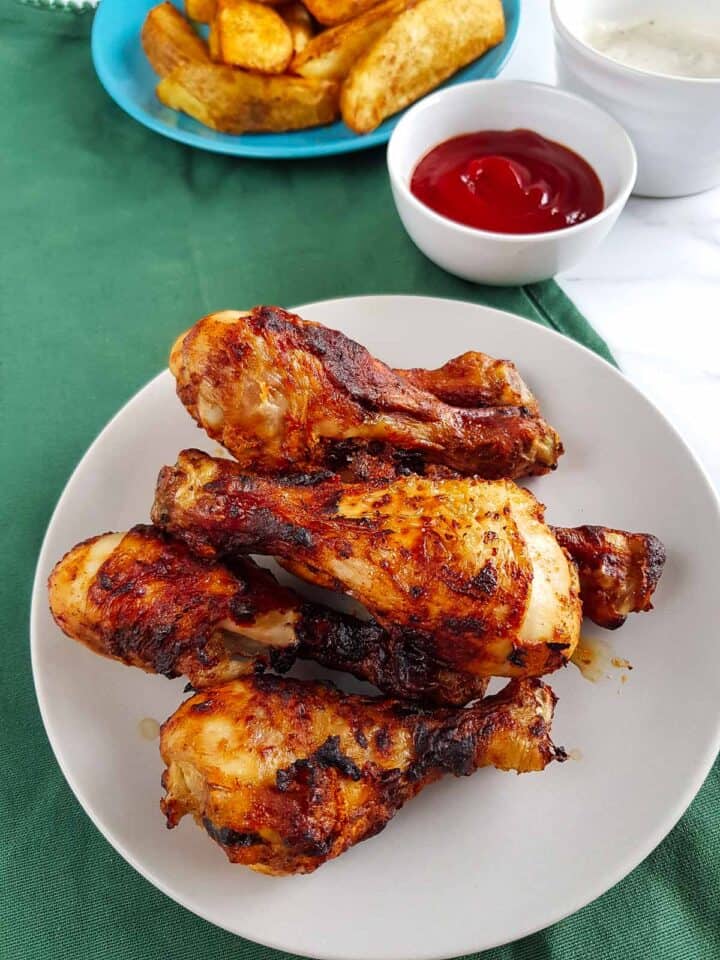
[410,129,604,234]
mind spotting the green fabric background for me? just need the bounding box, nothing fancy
[1,4,717,959]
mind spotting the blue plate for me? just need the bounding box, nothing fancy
[92,0,520,159]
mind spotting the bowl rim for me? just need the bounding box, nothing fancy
[551,0,720,87]
[386,78,637,245]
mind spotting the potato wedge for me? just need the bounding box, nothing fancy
[208,18,222,59]
[191,0,287,21]
[185,0,217,22]
[142,2,210,78]
[291,0,406,81]
[280,3,315,55]
[156,61,339,132]
[212,0,293,73]
[341,0,505,133]
[302,0,384,27]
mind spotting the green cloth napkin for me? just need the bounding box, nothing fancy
[2,4,717,959]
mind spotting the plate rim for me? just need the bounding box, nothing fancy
[90,0,521,159]
[30,295,720,959]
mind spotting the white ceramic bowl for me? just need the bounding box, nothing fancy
[552,0,720,198]
[387,80,636,286]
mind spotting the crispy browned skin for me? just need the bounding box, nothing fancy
[340,0,504,133]
[48,524,486,704]
[156,63,339,135]
[152,451,582,677]
[398,351,539,413]
[169,307,562,480]
[301,0,384,26]
[142,2,210,78]
[295,610,488,705]
[552,526,666,629]
[160,674,563,874]
[48,525,296,687]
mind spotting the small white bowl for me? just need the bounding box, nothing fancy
[552,0,720,198]
[387,79,636,287]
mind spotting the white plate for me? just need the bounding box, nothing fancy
[31,295,720,960]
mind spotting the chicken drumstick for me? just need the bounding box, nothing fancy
[552,525,665,629]
[48,524,487,705]
[161,673,564,875]
[169,306,562,480]
[152,450,583,678]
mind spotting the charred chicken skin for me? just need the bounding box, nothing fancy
[152,450,583,678]
[397,351,539,413]
[552,525,666,629]
[160,674,563,875]
[48,524,487,705]
[169,307,562,480]
[42,305,669,880]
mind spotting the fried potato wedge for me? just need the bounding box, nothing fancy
[291,0,406,80]
[280,3,315,55]
[186,0,284,18]
[157,61,340,132]
[341,0,505,133]
[142,2,210,78]
[185,0,217,21]
[208,18,222,59]
[211,0,294,73]
[303,0,384,26]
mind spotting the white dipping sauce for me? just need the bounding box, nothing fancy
[586,18,720,78]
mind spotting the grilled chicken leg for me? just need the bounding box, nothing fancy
[552,525,666,629]
[48,524,487,705]
[169,307,562,480]
[161,674,563,875]
[152,450,583,678]
[397,351,539,413]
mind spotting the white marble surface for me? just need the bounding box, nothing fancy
[505,2,720,489]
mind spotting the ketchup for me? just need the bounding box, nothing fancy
[410,129,604,235]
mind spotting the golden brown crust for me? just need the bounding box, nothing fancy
[340,0,504,133]
[160,674,562,874]
[290,0,406,81]
[48,525,296,686]
[48,525,486,705]
[552,526,666,629]
[169,307,562,480]
[152,451,582,677]
[156,63,339,135]
[301,0,385,26]
[142,2,210,78]
[397,351,539,413]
